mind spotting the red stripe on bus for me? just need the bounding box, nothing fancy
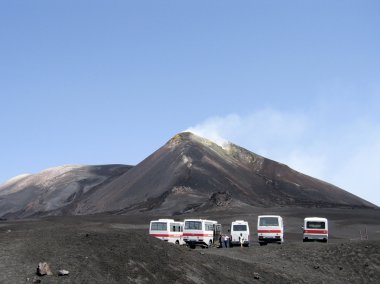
[257,230,282,233]
[183,233,213,237]
[150,234,181,238]
[304,230,328,234]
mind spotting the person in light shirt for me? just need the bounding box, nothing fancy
[223,234,230,248]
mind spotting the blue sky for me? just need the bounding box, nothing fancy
[1,1,379,205]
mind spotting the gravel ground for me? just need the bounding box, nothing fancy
[0,208,379,283]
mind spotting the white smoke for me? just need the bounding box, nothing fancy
[186,108,380,206]
[186,109,308,159]
[186,116,234,148]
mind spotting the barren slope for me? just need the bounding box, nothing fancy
[0,165,131,218]
[0,132,375,219]
[77,132,375,215]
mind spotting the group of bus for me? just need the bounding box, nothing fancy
[149,216,328,248]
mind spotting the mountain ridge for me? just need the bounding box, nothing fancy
[0,132,376,219]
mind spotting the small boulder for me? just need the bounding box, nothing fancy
[253,272,260,279]
[58,269,69,276]
[36,262,52,276]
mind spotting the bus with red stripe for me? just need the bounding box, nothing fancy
[230,220,250,247]
[257,215,284,246]
[183,219,221,248]
[303,217,328,242]
[149,219,184,245]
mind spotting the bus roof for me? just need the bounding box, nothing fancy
[304,217,327,222]
[150,219,183,223]
[232,220,248,224]
[184,219,217,223]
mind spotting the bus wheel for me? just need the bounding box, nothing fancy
[175,240,179,245]
[208,240,212,248]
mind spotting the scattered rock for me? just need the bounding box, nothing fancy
[58,269,69,276]
[209,191,232,207]
[313,265,320,269]
[172,186,193,194]
[338,266,343,270]
[6,230,11,233]
[253,272,260,279]
[36,262,52,276]
[32,277,41,283]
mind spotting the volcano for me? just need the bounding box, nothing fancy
[0,132,375,218]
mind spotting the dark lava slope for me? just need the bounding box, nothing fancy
[0,132,375,219]
[77,132,375,215]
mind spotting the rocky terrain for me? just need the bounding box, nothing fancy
[0,207,379,283]
[0,132,375,219]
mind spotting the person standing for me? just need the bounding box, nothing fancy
[219,233,223,248]
[224,234,230,248]
[239,233,245,247]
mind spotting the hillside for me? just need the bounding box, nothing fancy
[74,132,376,215]
[0,165,131,218]
[0,132,375,219]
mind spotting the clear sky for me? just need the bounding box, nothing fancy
[1,1,379,205]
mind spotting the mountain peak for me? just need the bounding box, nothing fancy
[168,131,230,149]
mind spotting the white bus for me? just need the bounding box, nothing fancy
[149,219,184,245]
[303,217,328,242]
[183,219,221,248]
[230,220,250,247]
[257,215,284,246]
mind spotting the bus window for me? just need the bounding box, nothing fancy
[151,222,167,231]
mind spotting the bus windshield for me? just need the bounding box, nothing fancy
[233,225,247,231]
[259,217,279,226]
[306,221,325,229]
